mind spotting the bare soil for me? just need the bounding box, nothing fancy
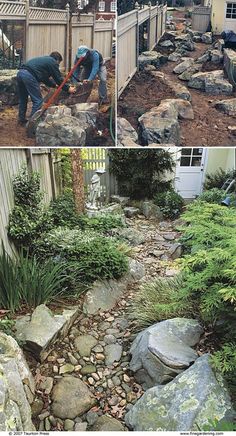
[0,59,115,147]
[118,11,236,147]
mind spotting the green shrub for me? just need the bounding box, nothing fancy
[197,188,236,205]
[8,166,53,248]
[109,149,174,199]
[33,227,129,283]
[0,243,69,311]
[50,192,125,232]
[154,190,184,219]
[0,318,15,336]
[204,168,236,190]
[133,275,187,328]
[211,343,236,375]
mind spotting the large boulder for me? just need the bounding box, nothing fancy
[129,318,203,389]
[83,259,145,314]
[202,32,213,44]
[117,117,138,147]
[125,354,235,431]
[51,376,96,419]
[26,104,71,138]
[205,77,233,95]
[141,201,163,220]
[0,70,18,105]
[138,51,168,70]
[114,227,146,246]
[188,70,224,91]
[71,102,98,127]
[214,98,236,116]
[15,304,79,361]
[0,333,35,431]
[36,115,86,146]
[178,64,202,81]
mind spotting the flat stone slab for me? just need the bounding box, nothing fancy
[51,376,96,419]
[15,304,79,362]
[129,318,203,389]
[105,343,123,366]
[83,259,145,315]
[125,354,235,431]
[74,335,98,357]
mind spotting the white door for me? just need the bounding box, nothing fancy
[175,148,207,199]
[224,2,236,32]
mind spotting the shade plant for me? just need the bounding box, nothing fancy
[109,149,174,199]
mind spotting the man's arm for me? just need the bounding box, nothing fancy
[42,77,57,88]
[50,61,70,92]
[87,51,100,81]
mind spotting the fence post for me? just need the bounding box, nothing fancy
[135,2,139,72]
[65,3,70,71]
[92,11,96,49]
[156,1,159,45]
[148,1,152,50]
[24,0,30,62]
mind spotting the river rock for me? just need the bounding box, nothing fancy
[0,333,35,431]
[129,318,203,389]
[214,98,236,116]
[105,343,123,366]
[36,115,86,146]
[15,304,79,361]
[74,335,97,356]
[51,376,96,419]
[91,415,125,431]
[125,354,235,431]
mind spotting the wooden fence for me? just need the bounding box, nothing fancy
[0,148,117,255]
[0,148,59,255]
[117,3,167,96]
[192,6,211,33]
[0,0,114,69]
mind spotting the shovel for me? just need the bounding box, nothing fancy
[26,56,86,135]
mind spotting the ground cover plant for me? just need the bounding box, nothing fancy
[204,168,236,190]
[133,200,236,393]
[33,227,129,284]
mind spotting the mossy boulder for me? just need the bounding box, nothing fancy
[125,354,235,431]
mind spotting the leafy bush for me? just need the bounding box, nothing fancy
[50,192,125,232]
[197,188,236,205]
[33,227,129,283]
[109,149,174,199]
[0,318,15,336]
[8,166,53,248]
[133,275,187,328]
[211,343,236,375]
[154,190,184,219]
[204,168,236,190]
[0,243,69,311]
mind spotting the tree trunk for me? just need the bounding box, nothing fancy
[71,149,85,214]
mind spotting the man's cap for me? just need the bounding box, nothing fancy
[77,46,89,58]
[96,168,106,174]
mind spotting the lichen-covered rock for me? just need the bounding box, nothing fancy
[129,318,203,389]
[51,376,96,419]
[141,201,163,220]
[202,32,213,44]
[36,115,86,146]
[138,51,168,70]
[0,333,35,431]
[139,111,180,145]
[188,70,224,91]
[125,354,235,431]
[205,77,233,96]
[71,102,99,127]
[0,70,18,105]
[178,64,202,81]
[124,207,140,218]
[214,98,236,116]
[15,304,79,361]
[173,58,194,75]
